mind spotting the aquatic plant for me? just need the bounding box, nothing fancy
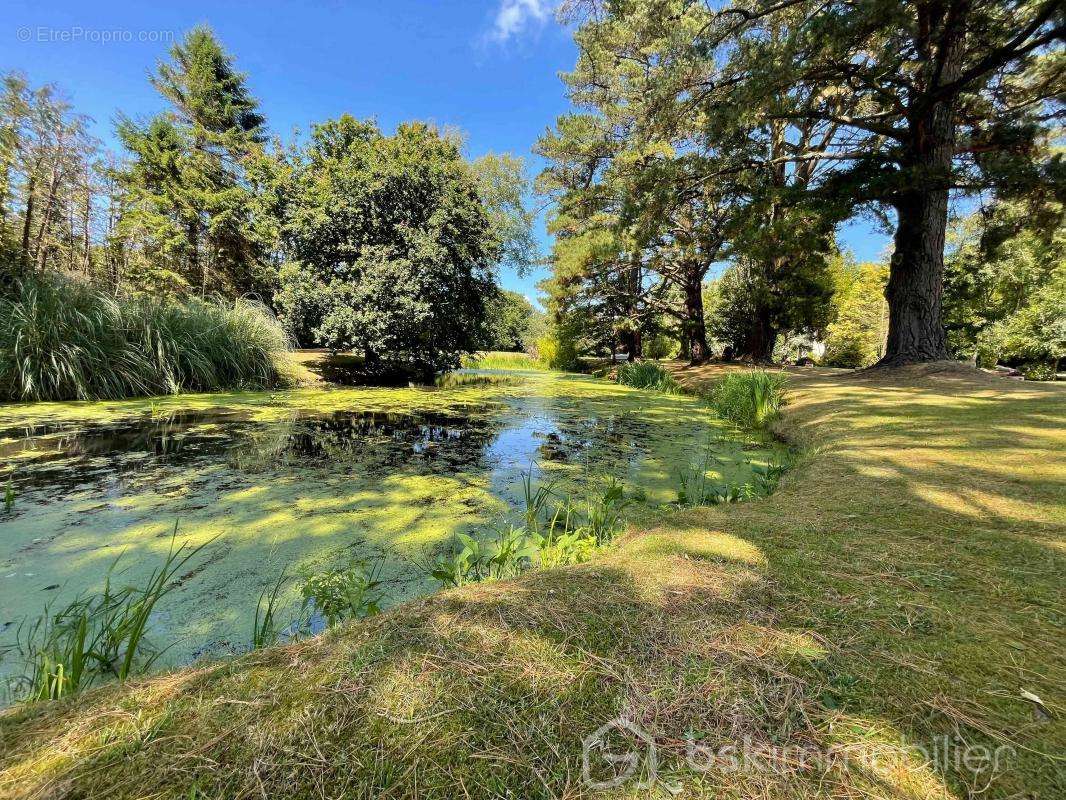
[16,526,210,702]
[252,570,289,650]
[583,479,629,543]
[520,470,558,533]
[707,370,788,428]
[433,372,522,389]
[750,456,790,496]
[531,526,598,568]
[300,559,384,628]
[429,535,481,588]
[460,351,547,371]
[676,469,753,506]
[430,528,538,588]
[430,474,630,589]
[2,479,13,514]
[0,273,292,402]
[615,361,681,394]
[676,452,790,507]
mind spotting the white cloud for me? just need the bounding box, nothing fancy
[489,0,554,43]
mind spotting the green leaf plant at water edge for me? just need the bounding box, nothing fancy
[676,450,791,507]
[13,524,211,703]
[429,471,630,589]
[707,370,789,429]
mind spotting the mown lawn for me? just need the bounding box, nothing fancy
[1,363,1063,799]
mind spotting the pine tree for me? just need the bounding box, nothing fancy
[118,26,269,296]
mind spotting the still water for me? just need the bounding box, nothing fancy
[0,370,780,671]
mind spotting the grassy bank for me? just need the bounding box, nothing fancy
[1,364,1063,798]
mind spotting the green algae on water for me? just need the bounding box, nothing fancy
[0,371,784,679]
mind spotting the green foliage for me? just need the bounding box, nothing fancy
[429,473,630,589]
[251,570,288,650]
[299,560,384,629]
[545,1,1061,365]
[16,528,209,702]
[710,257,836,362]
[0,273,290,401]
[535,321,580,371]
[468,153,538,276]
[274,117,496,377]
[615,361,680,394]
[945,197,1065,375]
[480,289,541,352]
[117,26,271,296]
[822,260,889,368]
[676,452,789,507]
[430,529,537,588]
[460,351,547,371]
[707,371,788,429]
[643,334,678,360]
[1021,362,1058,381]
[2,479,13,514]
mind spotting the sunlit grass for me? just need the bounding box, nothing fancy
[460,350,548,370]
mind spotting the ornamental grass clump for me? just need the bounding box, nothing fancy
[0,273,291,401]
[615,361,681,394]
[707,370,788,429]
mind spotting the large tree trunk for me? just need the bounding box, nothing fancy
[20,174,35,273]
[682,265,709,364]
[738,306,777,363]
[618,326,642,361]
[621,253,643,361]
[879,188,951,365]
[877,7,961,367]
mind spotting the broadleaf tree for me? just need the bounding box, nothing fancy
[274,116,502,378]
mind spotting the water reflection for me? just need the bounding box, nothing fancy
[0,372,782,674]
[1,408,502,499]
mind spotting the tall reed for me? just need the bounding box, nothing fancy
[707,370,788,429]
[460,351,547,371]
[615,361,681,394]
[0,273,291,402]
[16,527,210,702]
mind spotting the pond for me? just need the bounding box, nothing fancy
[0,370,782,680]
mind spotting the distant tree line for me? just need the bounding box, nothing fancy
[536,0,1063,373]
[0,26,537,379]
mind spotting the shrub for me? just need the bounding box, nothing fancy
[1022,362,1058,381]
[707,370,788,428]
[616,361,680,394]
[535,326,580,371]
[0,273,291,402]
[643,334,678,360]
[822,335,872,368]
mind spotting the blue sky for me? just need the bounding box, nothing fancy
[1,0,890,303]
